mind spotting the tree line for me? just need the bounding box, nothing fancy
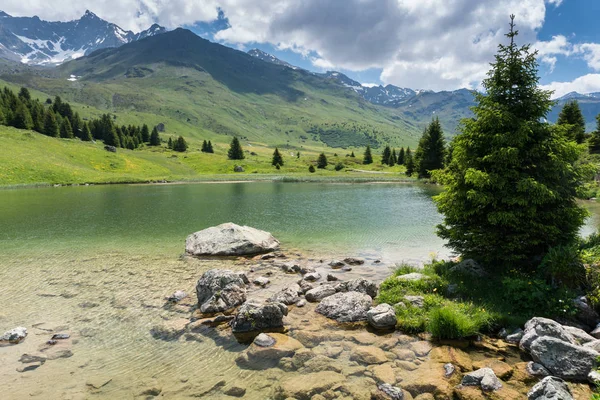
[0,86,162,150]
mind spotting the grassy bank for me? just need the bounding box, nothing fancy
[0,126,417,187]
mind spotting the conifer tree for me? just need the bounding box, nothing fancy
[173,136,188,152]
[297,151,300,158]
[13,102,33,130]
[207,141,214,153]
[168,137,173,149]
[391,149,397,165]
[557,100,586,143]
[381,146,391,165]
[309,165,316,173]
[141,124,150,142]
[350,151,355,158]
[60,118,74,138]
[405,152,415,176]
[81,123,93,141]
[272,147,284,167]
[434,16,586,269]
[317,153,328,169]
[30,102,44,133]
[149,127,160,146]
[71,112,83,138]
[104,127,121,148]
[405,147,412,160]
[589,114,600,154]
[415,118,446,178]
[201,140,208,152]
[398,147,405,165]
[126,138,136,150]
[0,107,4,125]
[228,137,245,159]
[363,146,373,164]
[18,87,31,103]
[43,110,59,137]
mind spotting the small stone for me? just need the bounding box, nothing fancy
[1,327,27,344]
[253,276,270,287]
[403,295,424,308]
[526,362,550,377]
[224,386,246,397]
[304,272,321,281]
[254,333,276,347]
[376,383,404,399]
[409,341,432,357]
[342,266,353,272]
[443,363,455,377]
[505,328,524,344]
[306,285,337,302]
[139,387,162,396]
[528,376,573,400]
[589,370,600,385]
[343,257,365,265]
[326,274,339,281]
[166,290,188,303]
[19,354,47,364]
[298,280,314,293]
[367,304,397,330]
[350,346,388,365]
[461,368,502,391]
[329,260,345,268]
[17,362,42,372]
[296,299,307,307]
[51,333,70,340]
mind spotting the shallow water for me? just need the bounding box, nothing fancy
[0,182,598,399]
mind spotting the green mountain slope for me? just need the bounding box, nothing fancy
[0,28,422,151]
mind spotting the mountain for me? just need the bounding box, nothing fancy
[0,10,166,65]
[248,49,300,70]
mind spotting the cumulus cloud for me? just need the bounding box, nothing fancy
[0,0,593,91]
[542,74,600,98]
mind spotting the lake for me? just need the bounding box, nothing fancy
[0,182,598,399]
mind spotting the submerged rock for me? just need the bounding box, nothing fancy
[527,376,573,400]
[329,260,345,268]
[343,257,365,265]
[1,327,27,344]
[276,371,345,399]
[186,223,279,256]
[268,286,301,305]
[367,304,397,330]
[196,269,247,313]
[230,301,288,333]
[315,291,372,322]
[376,383,404,399]
[461,367,503,391]
[166,290,188,303]
[305,285,337,302]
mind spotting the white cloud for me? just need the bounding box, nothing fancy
[576,43,600,71]
[541,74,600,98]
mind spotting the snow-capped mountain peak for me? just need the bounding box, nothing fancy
[0,10,166,65]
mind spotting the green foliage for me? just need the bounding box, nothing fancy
[228,137,244,160]
[381,146,391,165]
[272,147,284,167]
[13,102,33,130]
[149,127,161,146]
[201,140,214,153]
[415,118,446,178]
[539,245,585,287]
[428,303,493,339]
[334,162,344,171]
[141,124,150,142]
[43,110,59,137]
[363,146,373,165]
[307,123,380,148]
[590,114,600,154]
[557,100,586,143]
[173,136,188,152]
[434,17,587,270]
[405,151,415,176]
[308,165,316,173]
[59,118,74,139]
[317,153,328,169]
[397,147,405,165]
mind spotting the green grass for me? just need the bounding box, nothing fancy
[0,125,419,186]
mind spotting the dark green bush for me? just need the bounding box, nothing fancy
[539,245,585,287]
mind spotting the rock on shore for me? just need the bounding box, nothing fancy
[196,269,247,313]
[186,223,280,256]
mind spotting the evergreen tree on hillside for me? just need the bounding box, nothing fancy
[405,152,415,176]
[406,147,412,160]
[81,123,93,141]
[13,102,33,130]
[557,100,586,144]
[201,140,208,152]
[0,107,4,125]
[71,112,83,138]
[173,136,188,152]
[60,118,74,138]
[207,140,214,153]
[104,127,121,148]
[389,149,396,167]
[415,118,446,178]
[398,147,405,165]
[589,114,600,154]
[149,127,161,146]
[141,124,150,143]
[317,153,328,169]
[43,110,59,137]
[30,102,44,133]
[434,16,586,269]
[272,147,284,167]
[228,137,245,160]
[18,87,31,103]
[381,146,391,165]
[350,151,355,158]
[363,146,373,164]
[168,137,173,149]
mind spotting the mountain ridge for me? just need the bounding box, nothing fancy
[0,10,166,65]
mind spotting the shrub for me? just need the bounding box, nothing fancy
[335,162,344,171]
[539,245,585,287]
[308,165,315,173]
[428,302,495,339]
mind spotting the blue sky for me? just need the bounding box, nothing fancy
[4,0,600,96]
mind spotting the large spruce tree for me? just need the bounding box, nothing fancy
[60,118,74,139]
[272,147,284,167]
[557,100,586,144]
[43,110,59,137]
[415,118,446,178]
[363,146,373,164]
[398,147,405,165]
[173,136,188,152]
[317,153,328,169]
[434,16,586,270]
[13,103,33,130]
[381,146,391,165]
[149,127,161,146]
[228,137,245,160]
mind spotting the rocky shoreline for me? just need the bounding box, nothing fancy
[2,223,598,399]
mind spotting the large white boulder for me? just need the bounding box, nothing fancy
[186,223,280,256]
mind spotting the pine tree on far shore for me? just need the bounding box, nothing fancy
[43,110,59,137]
[415,117,446,178]
[272,147,284,167]
[173,136,188,152]
[589,114,600,154]
[201,140,208,152]
[405,152,415,176]
[317,153,328,169]
[557,100,586,144]
[397,147,405,165]
[149,127,160,146]
[141,124,150,143]
[381,146,391,165]
[207,140,214,153]
[363,146,373,164]
[228,137,245,160]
